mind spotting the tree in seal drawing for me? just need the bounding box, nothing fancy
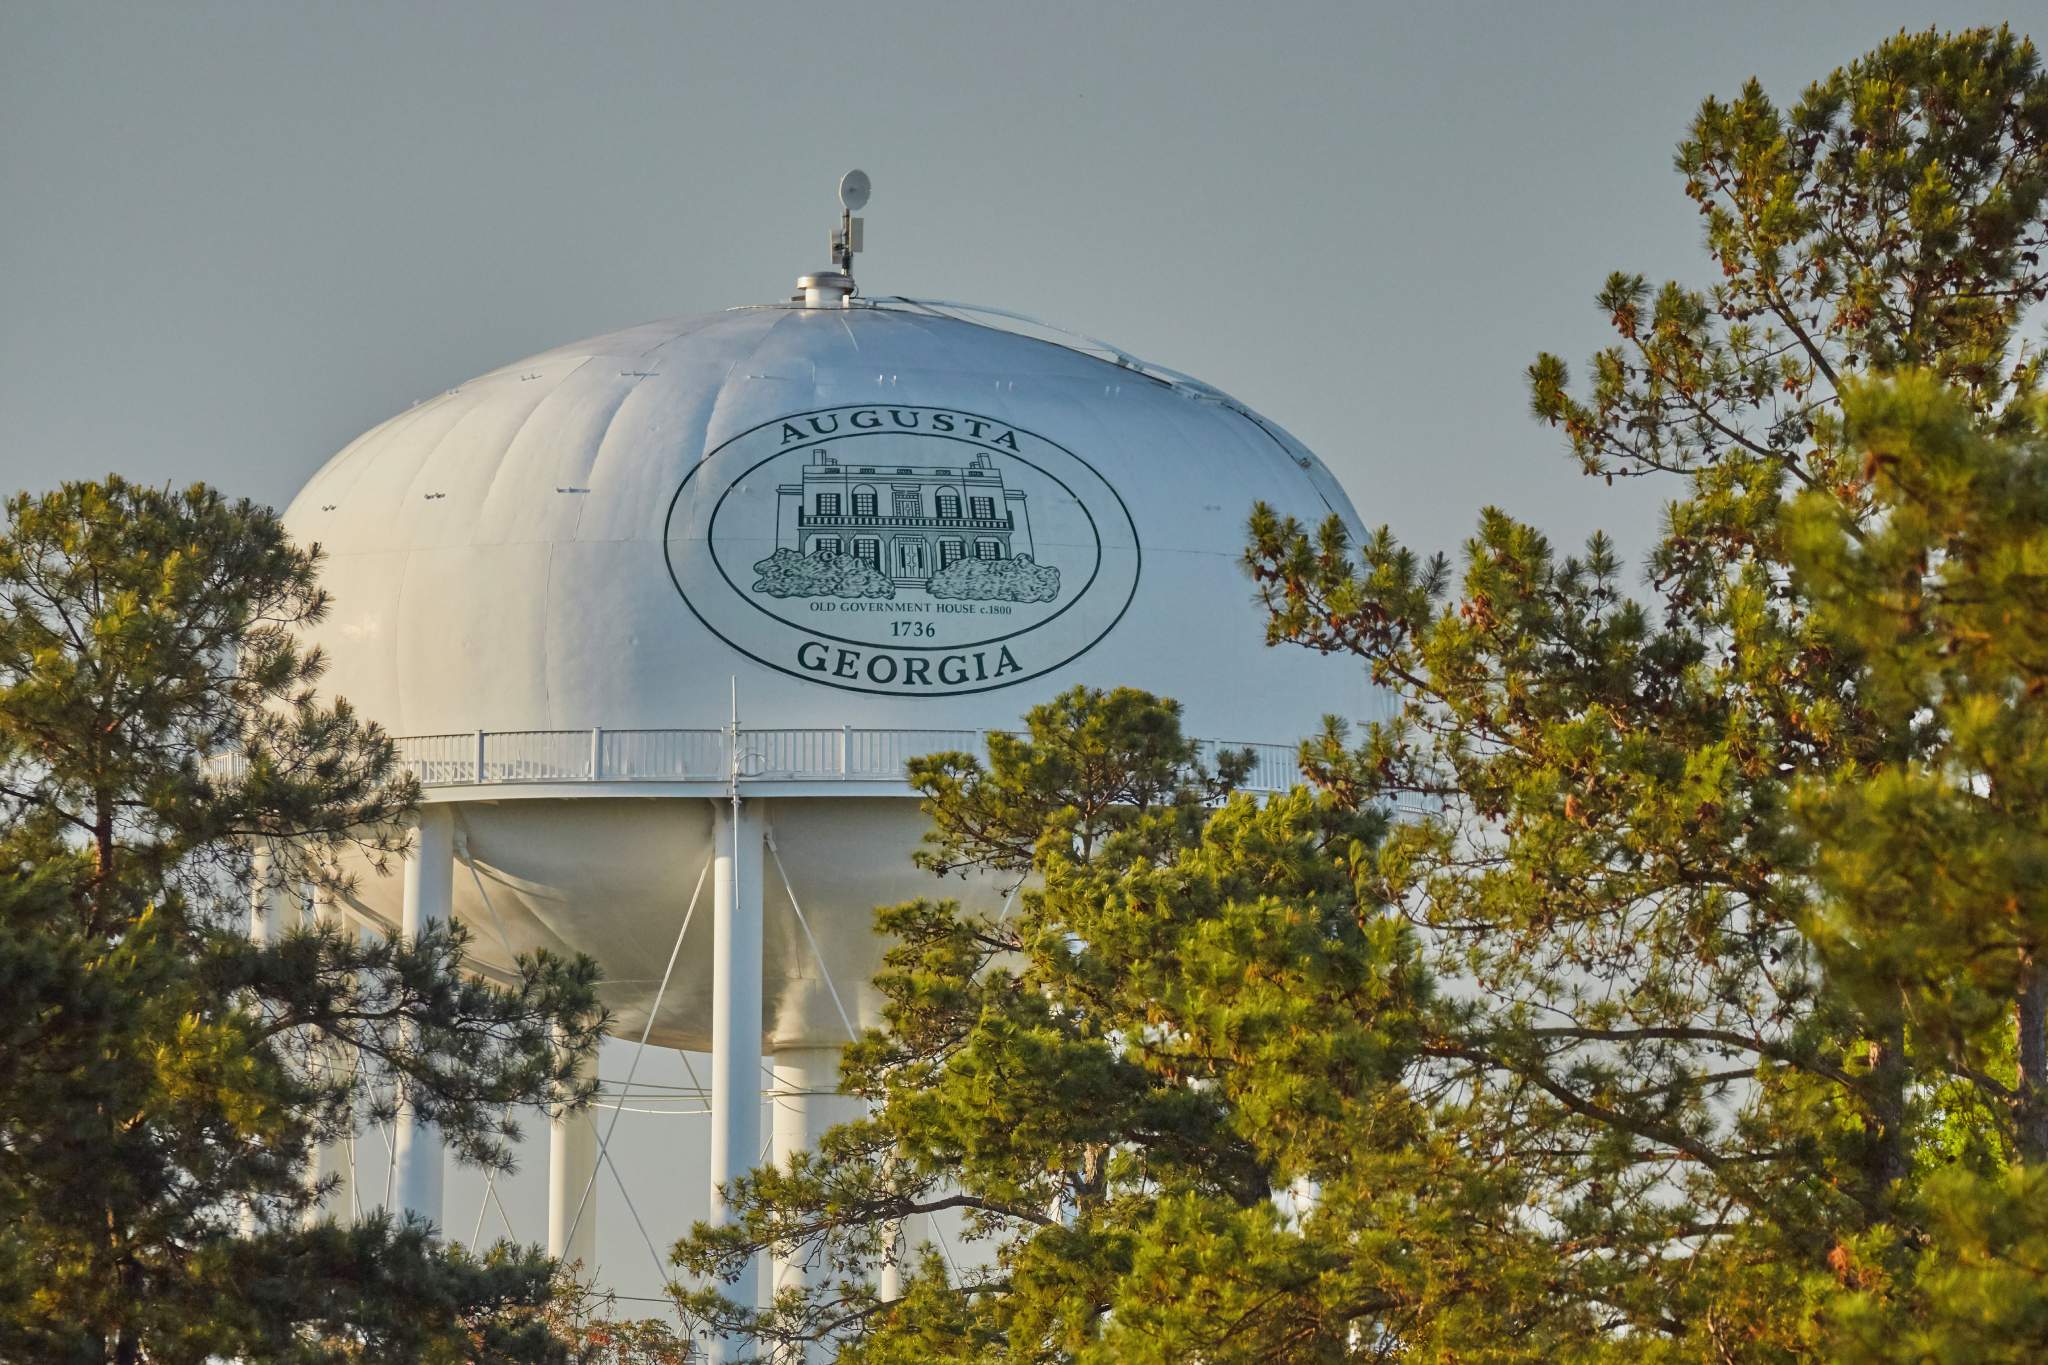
[927,554,1060,603]
[751,547,897,600]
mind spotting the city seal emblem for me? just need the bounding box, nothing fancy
[664,405,1141,696]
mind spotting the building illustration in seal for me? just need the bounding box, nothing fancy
[754,447,1060,603]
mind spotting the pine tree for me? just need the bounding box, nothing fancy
[0,477,606,1363]
[1247,24,2048,1358]
[675,689,1585,1361]
[1784,375,2048,1360]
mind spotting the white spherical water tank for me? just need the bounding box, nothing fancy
[283,255,1373,1338]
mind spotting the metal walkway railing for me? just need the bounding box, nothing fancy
[380,727,1303,793]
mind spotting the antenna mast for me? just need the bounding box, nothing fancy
[833,169,869,277]
[796,170,870,308]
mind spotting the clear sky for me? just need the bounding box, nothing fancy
[1,0,2025,1310]
[5,1,2019,563]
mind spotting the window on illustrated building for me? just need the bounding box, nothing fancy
[893,488,921,517]
[935,489,961,519]
[855,537,881,570]
[814,492,841,516]
[976,538,1001,561]
[970,496,995,519]
[852,486,878,517]
[940,537,964,567]
[813,535,841,557]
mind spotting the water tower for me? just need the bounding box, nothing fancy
[282,176,1374,1342]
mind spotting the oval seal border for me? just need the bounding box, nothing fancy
[663,404,1142,698]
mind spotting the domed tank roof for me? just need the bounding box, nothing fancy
[284,300,1371,743]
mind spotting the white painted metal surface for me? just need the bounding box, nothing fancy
[285,302,1364,739]
[290,302,1375,1050]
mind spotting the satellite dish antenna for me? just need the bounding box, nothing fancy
[839,169,871,213]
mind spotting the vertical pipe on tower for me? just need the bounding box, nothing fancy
[709,797,765,1356]
[307,878,355,1225]
[877,1216,912,1302]
[248,842,278,947]
[243,843,281,1234]
[547,1039,599,1270]
[393,804,453,1229]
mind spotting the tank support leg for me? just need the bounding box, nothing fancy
[548,1040,599,1271]
[877,1225,902,1302]
[710,798,765,1359]
[771,1044,859,1323]
[248,842,281,946]
[306,880,357,1225]
[393,804,453,1229]
[243,843,291,1233]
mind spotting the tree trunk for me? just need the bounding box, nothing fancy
[111,1250,146,1365]
[89,791,115,934]
[2017,954,2048,1163]
[1861,1013,1911,1218]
